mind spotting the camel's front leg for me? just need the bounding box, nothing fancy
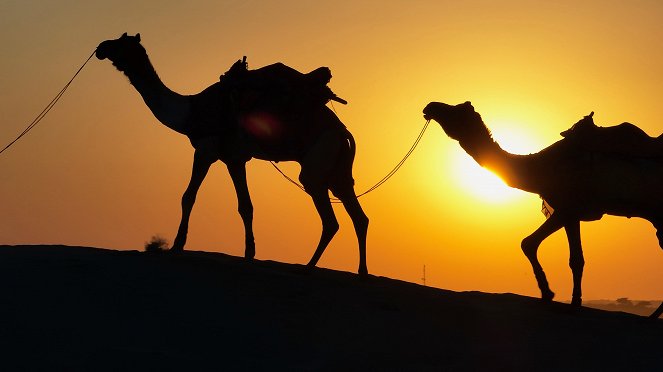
[227,162,255,259]
[171,150,213,251]
[521,213,565,301]
[564,220,584,306]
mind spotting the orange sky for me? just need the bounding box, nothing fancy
[2,1,663,301]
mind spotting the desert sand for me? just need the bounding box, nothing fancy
[1,245,661,371]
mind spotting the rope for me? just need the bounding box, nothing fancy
[0,50,96,156]
[271,119,431,202]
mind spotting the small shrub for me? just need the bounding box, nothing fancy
[144,235,169,253]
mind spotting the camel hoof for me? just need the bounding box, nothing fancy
[541,290,555,302]
[244,244,256,260]
[571,296,582,307]
[169,246,184,254]
[358,266,369,277]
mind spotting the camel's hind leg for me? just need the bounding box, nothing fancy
[305,187,340,268]
[331,180,369,276]
[564,220,585,306]
[299,129,343,270]
[521,213,565,301]
[227,162,256,259]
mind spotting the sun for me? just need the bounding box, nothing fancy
[452,128,536,203]
[453,153,519,202]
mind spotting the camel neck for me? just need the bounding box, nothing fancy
[124,53,190,135]
[460,136,533,192]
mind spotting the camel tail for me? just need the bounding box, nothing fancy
[343,129,357,186]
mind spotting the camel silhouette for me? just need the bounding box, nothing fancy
[96,33,369,275]
[423,101,663,318]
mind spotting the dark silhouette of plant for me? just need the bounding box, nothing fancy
[144,235,169,253]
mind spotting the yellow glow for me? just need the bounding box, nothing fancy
[453,124,534,203]
[454,153,519,203]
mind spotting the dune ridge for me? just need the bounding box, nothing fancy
[1,245,661,370]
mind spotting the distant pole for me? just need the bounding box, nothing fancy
[422,265,426,286]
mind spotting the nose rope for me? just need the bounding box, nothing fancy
[0,49,96,156]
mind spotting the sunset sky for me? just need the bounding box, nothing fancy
[2,0,663,302]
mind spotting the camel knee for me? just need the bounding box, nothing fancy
[323,219,340,236]
[569,256,585,272]
[521,235,539,259]
[358,214,369,232]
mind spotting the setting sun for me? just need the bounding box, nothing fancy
[451,121,538,203]
[453,152,520,203]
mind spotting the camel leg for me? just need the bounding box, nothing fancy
[331,182,369,276]
[305,187,339,268]
[521,213,565,301]
[227,162,255,259]
[564,220,584,307]
[299,129,342,269]
[171,150,214,251]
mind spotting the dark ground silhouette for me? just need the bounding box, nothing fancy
[1,245,662,370]
[584,298,661,317]
[96,33,368,274]
[424,101,663,316]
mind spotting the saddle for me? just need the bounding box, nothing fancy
[220,57,347,114]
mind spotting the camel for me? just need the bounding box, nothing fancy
[423,101,663,318]
[96,33,369,274]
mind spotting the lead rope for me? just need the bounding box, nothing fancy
[0,49,97,156]
[271,118,431,203]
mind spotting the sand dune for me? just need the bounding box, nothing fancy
[1,245,661,370]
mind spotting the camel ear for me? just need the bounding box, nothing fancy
[589,111,594,118]
[135,33,141,42]
[122,32,128,38]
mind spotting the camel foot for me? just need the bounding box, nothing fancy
[571,296,582,307]
[244,243,255,260]
[358,266,369,277]
[169,246,184,254]
[541,289,555,302]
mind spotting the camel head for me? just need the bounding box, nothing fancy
[96,33,144,73]
[560,112,596,138]
[423,101,491,143]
